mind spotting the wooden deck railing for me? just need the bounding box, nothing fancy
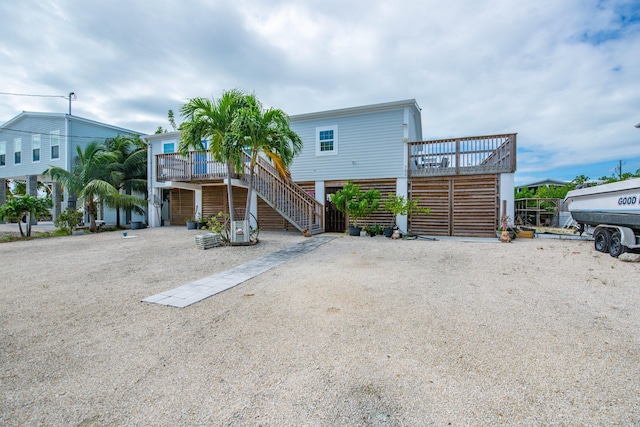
[156,151,323,233]
[156,151,241,182]
[408,133,517,177]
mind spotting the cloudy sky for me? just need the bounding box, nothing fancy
[1,0,639,185]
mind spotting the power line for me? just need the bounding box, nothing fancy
[0,127,140,142]
[0,91,70,99]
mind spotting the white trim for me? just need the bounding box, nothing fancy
[403,108,410,142]
[291,99,420,121]
[315,125,338,156]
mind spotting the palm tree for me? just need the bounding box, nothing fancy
[103,135,148,228]
[43,141,119,232]
[0,195,51,237]
[179,89,249,222]
[230,94,303,221]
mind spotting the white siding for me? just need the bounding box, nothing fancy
[0,115,65,179]
[289,109,406,182]
[147,134,180,187]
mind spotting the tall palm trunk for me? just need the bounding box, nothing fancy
[17,218,25,237]
[86,197,98,232]
[244,153,258,222]
[226,161,236,222]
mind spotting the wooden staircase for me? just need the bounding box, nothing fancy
[242,153,324,234]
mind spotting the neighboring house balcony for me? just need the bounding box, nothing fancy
[408,133,516,177]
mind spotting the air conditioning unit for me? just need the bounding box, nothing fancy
[230,220,250,243]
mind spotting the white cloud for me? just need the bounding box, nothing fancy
[1,0,638,183]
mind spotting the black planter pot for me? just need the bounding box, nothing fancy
[383,227,394,238]
[186,221,197,230]
[348,225,362,236]
[130,221,143,230]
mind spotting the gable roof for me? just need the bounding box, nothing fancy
[0,111,141,135]
[290,99,421,122]
[517,178,570,190]
[141,131,181,143]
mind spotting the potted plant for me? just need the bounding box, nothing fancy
[185,217,197,230]
[330,180,381,236]
[196,213,207,229]
[365,224,383,237]
[383,193,431,237]
[497,216,516,241]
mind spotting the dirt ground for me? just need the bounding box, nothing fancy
[1,225,639,426]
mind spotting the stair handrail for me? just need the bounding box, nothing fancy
[242,152,323,232]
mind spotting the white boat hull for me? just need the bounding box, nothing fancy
[564,178,640,231]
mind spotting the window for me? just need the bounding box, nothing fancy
[0,142,5,166]
[32,135,41,162]
[316,125,338,156]
[14,138,21,164]
[163,142,175,153]
[50,131,60,160]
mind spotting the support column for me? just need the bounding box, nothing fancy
[26,175,38,196]
[0,178,6,223]
[396,177,409,232]
[26,175,38,224]
[500,173,515,225]
[195,188,203,221]
[51,182,62,221]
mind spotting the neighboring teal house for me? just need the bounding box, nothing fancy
[146,99,517,237]
[0,112,144,224]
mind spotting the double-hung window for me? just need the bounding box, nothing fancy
[32,135,41,162]
[14,138,21,165]
[316,125,338,156]
[50,131,60,160]
[0,141,5,167]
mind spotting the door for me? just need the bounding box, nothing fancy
[409,174,499,237]
[193,140,207,175]
[324,186,345,233]
[169,189,195,225]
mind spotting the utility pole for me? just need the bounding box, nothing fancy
[614,160,623,179]
[68,92,76,115]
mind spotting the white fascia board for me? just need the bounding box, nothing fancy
[290,99,421,122]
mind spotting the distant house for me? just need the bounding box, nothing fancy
[145,99,517,237]
[0,112,144,224]
[516,178,570,193]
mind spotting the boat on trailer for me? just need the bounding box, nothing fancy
[564,177,640,256]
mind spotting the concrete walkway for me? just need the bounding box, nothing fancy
[143,235,336,308]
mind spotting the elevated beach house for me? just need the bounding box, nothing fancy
[0,112,144,224]
[145,99,516,237]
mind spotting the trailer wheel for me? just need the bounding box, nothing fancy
[594,229,611,253]
[608,232,626,257]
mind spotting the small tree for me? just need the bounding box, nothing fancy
[330,181,381,227]
[384,193,430,230]
[54,208,83,235]
[0,195,51,237]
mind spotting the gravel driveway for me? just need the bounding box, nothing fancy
[1,226,639,425]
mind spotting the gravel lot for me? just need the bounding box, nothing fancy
[1,225,639,426]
